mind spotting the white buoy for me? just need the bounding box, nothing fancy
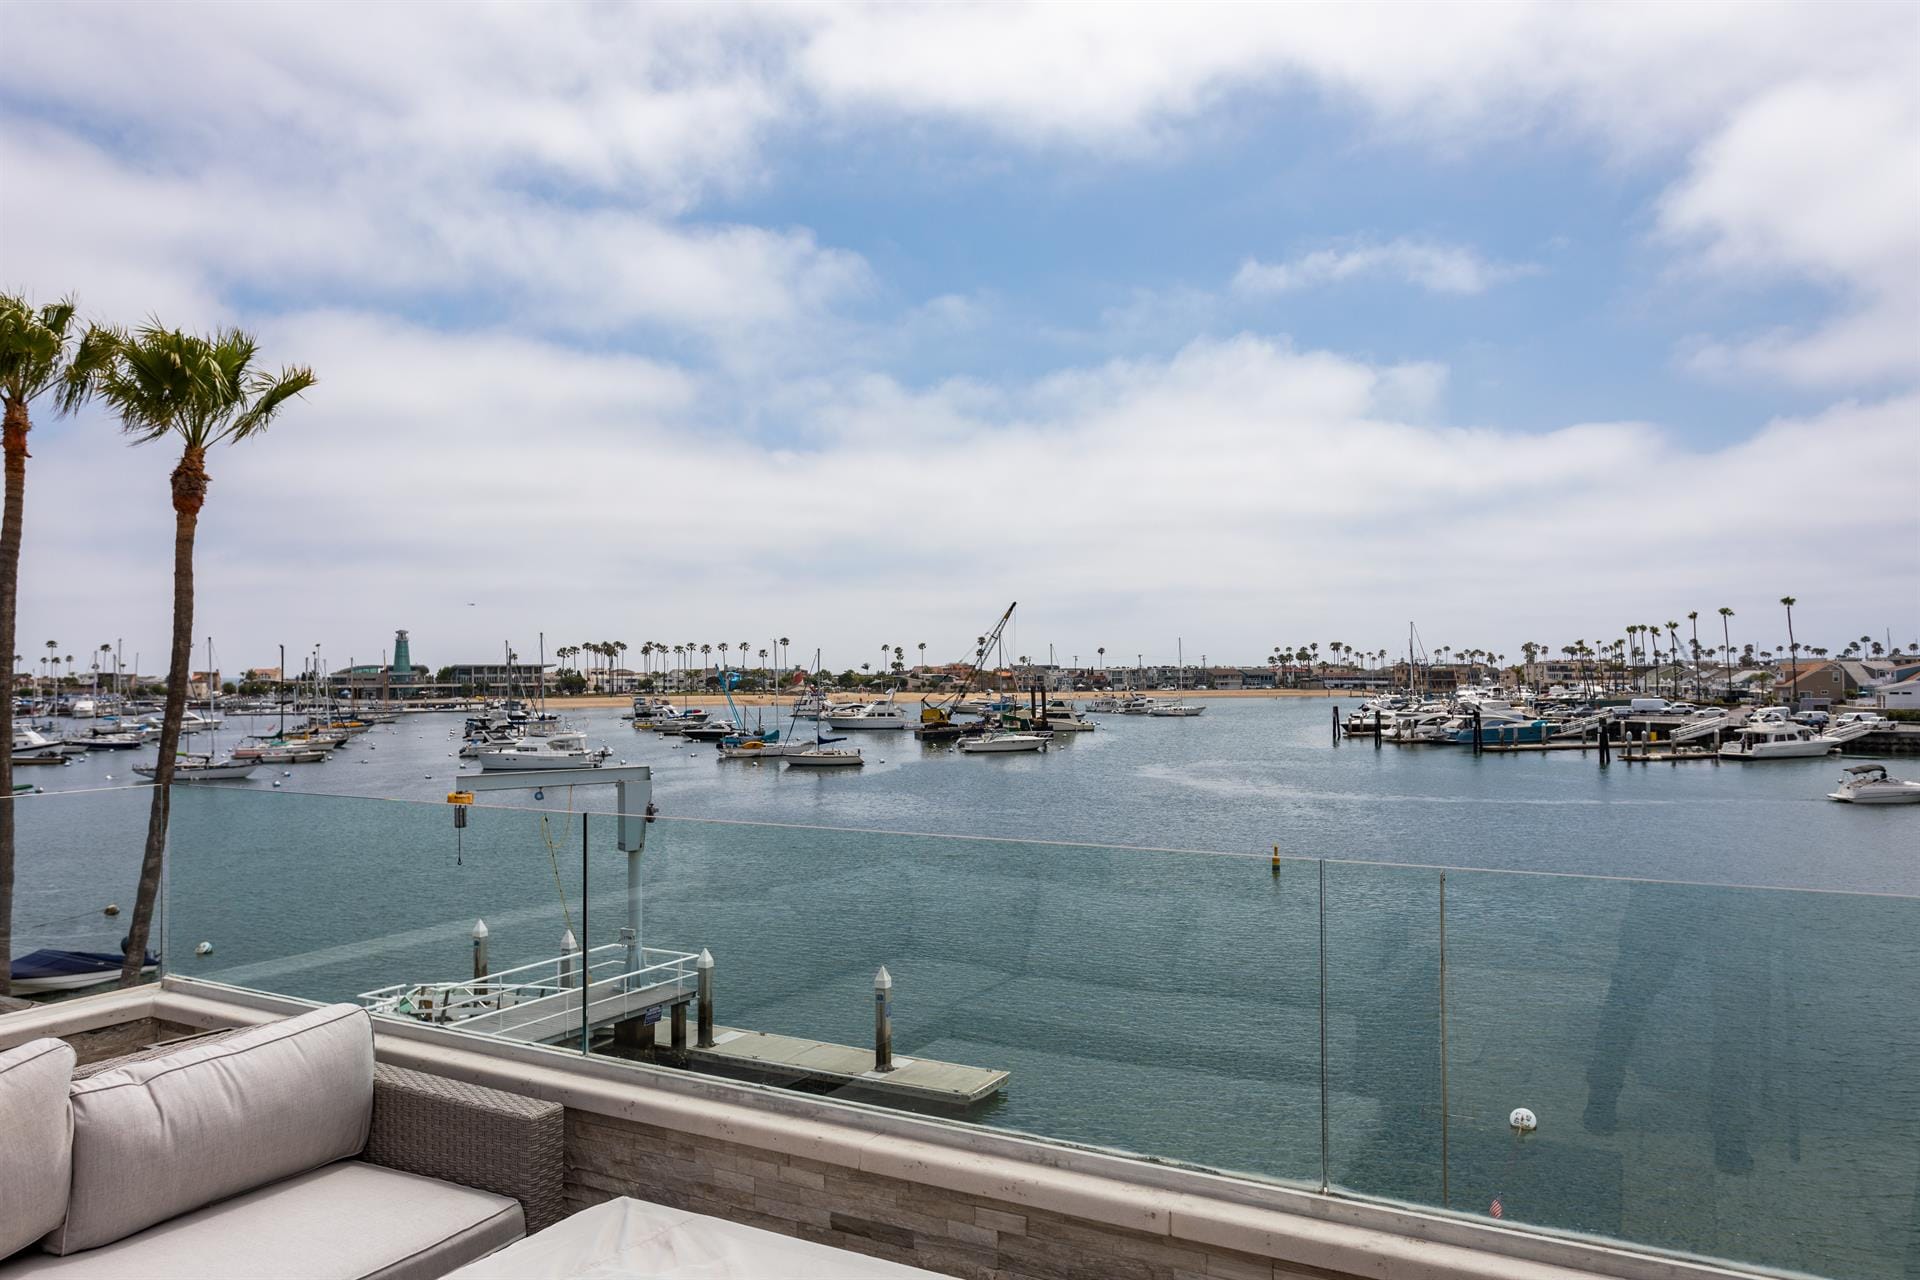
[1510,1107,1538,1133]
[103,903,120,916]
[194,941,214,956]
[272,780,282,788]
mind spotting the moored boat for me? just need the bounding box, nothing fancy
[1719,721,1839,760]
[133,754,260,782]
[9,947,158,994]
[956,732,1049,754]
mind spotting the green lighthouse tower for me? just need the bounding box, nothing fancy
[392,630,413,686]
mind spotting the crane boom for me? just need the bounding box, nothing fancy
[921,602,1017,725]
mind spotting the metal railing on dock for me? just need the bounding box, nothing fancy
[357,944,698,1044]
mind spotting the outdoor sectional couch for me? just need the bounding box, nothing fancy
[0,1003,562,1280]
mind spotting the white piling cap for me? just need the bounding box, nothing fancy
[472,918,489,939]
[561,927,578,952]
[696,948,714,969]
[874,965,892,989]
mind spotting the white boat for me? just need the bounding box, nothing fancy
[474,730,608,771]
[825,697,909,730]
[133,754,259,782]
[1085,696,1123,713]
[957,732,1049,753]
[784,747,864,768]
[12,728,76,759]
[681,719,740,742]
[178,709,223,731]
[1118,697,1159,715]
[1827,763,1920,804]
[1148,703,1205,717]
[787,693,832,720]
[1718,721,1839,760]
[68,697,98,718]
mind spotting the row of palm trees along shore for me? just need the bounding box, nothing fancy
[1,293,316,996]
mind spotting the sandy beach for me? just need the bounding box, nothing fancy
[541,687,1349,709]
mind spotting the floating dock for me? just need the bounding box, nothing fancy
[628,1021,1009,1107]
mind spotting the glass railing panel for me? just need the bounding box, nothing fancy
[1444,869,1920,1280]
[588,812,1326,1185]
[165,789,591,1036]
[7,785,155,962]
[1320,859,1445,1203]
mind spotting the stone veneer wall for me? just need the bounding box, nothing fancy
[565,1110,1349,1280]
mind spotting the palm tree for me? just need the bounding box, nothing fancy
[1780,597,1799,702]
[0,294,92,993]
[917,641,926,671]
[91,322,314,984]
[1718,607,1734,703]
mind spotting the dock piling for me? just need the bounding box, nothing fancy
[559,927,579,990]
[1332,705,1339,744]
[696,949,715,1048]
[1374,708,1382,748]
[470,918,489,982]
[874,965,894,1073]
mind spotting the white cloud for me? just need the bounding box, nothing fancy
[1659,79,1920,388]
[0,127,869,345]
[16,321,1914,669]
[1234,240,1535,296]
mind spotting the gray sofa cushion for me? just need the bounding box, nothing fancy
[46,1004,374,1255]
[0,1038,75,1260]
[2,1161,522,1280]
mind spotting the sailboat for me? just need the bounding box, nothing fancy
[1150,638,1206,716]
[784,712,864,768]
[133,638,258,782]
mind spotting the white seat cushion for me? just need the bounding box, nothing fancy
[49,1003,374,1253]
[0,1039,75,1260]
[445,1196,939,1279]
[2,1161,522,1280]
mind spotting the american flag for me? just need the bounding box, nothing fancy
[1489,1197,1504,1219]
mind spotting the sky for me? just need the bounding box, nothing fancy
[2,1,1916,676]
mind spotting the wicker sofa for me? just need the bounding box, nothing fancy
[0,1003,562,1280]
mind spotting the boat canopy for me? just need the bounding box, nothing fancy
[1844,763,1889,775]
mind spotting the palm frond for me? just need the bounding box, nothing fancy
[92,319,314,452]
[0,291,82,407]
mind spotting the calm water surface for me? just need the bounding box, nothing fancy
[12,698,1918,1279]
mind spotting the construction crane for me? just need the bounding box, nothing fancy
[917,602,1016,738]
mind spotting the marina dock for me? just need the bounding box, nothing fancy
[625,1022,1009,1107]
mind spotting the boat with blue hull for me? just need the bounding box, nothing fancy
[9,947,159,994]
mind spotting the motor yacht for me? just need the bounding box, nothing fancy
[1827,763,1920,804]
[956,732,1049,753]
[825,697,909,730]
[474,730,608,771]
[1718,721,1839,760]
[1148,702,1206,717]
[12,728,76,760]
[1084,696,1123,713]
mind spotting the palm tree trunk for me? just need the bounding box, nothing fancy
[121,448,205,985]
[0,398,29,995]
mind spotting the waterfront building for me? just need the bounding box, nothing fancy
[442,661,553,695]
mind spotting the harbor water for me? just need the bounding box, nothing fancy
[11,697,1919,1278]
